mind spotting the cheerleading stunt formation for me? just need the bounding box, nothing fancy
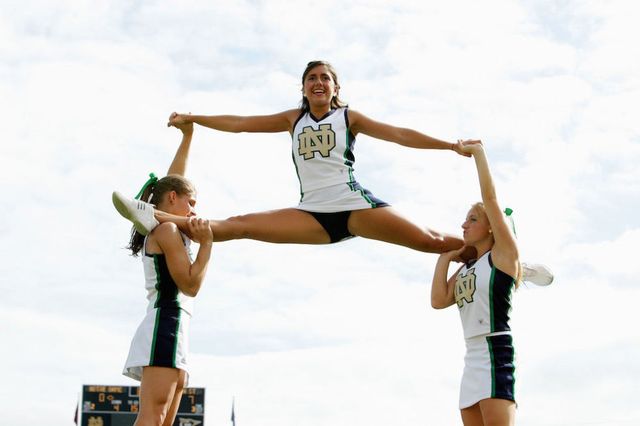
[113,60,553,426]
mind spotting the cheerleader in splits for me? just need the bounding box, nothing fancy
[114,60,473,258]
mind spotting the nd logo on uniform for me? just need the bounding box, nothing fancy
[455,269,477,308]
[298,124,336,159]
[87,417,104,426]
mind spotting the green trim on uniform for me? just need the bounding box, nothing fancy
[148,255,162,364]
[149,308,161,365]
[153,255,162,308]
[291,147,304,202]
[487,336,497,398]
[489,266,497,332]
[344,128,355,184]
[358,188,375,207]
[171,309,181,367]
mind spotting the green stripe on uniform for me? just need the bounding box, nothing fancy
[171,310,181,367]
[487,336,497,398]
[149,308,161,365]
[153,255,162,308]
[489,266,497,332]
[344,128,355,183]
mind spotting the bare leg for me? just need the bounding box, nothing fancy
[161,370,187,426]
[348,207,464,253]
[461,403,485,426]
[156,208,331,244]
[135,366,183,426]
[478,398,515,426]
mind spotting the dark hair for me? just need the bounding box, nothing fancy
[299,60,348,112]
[127,174,196,256]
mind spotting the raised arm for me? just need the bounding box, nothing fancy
[167,109,299,134]
[462,142,519,272]
[166,122,193,176]
[347,109,470,157]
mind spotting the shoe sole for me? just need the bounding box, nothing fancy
[112,192,152,236]
[523,264,554,286]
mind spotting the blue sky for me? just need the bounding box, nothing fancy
[2,1,639,425]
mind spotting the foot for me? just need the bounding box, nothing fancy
[521,263,554,286]
[112,191,159,236]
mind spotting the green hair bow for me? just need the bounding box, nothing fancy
[134,172,158,200]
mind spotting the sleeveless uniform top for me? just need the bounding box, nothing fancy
[454,251,515,339]
[141,233,194,315]
[291,107,357,195]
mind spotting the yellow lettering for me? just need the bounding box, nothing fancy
[298,124,336,160]
[455,268,477,307]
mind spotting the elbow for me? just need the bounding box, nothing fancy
[184,281,203,297]
[177,280,201,298]
[483,194,498,204]
[184,288,199,298]
[430,297,447,310]
[231,117,251,133]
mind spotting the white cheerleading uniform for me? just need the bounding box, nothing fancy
[291,107,388,212]
[123,234,194,382]
[454,251,516,409]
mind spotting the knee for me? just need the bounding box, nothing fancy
[416,230,446,253]
[224,214,251,239]
[137,396,171,426]
[175,375,186,394]
[135,410,166,426]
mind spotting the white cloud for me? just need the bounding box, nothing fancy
[559,228,640,286]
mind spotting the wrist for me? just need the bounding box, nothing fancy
[439,252,453,262]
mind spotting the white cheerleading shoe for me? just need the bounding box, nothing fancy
[521,263,554,286]
[112,191,159,236]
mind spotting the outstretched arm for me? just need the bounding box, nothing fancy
[166,121,194,176]
[167,110,298,134]
[348,109,470,157]
[462,142,519,272]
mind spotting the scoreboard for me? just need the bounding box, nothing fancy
[80,385,205,426]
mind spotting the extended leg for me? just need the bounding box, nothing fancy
[157,207,331,244]
[348,206,464,253]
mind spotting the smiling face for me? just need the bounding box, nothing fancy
[462,204,493,247]
[301,63,340,112]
